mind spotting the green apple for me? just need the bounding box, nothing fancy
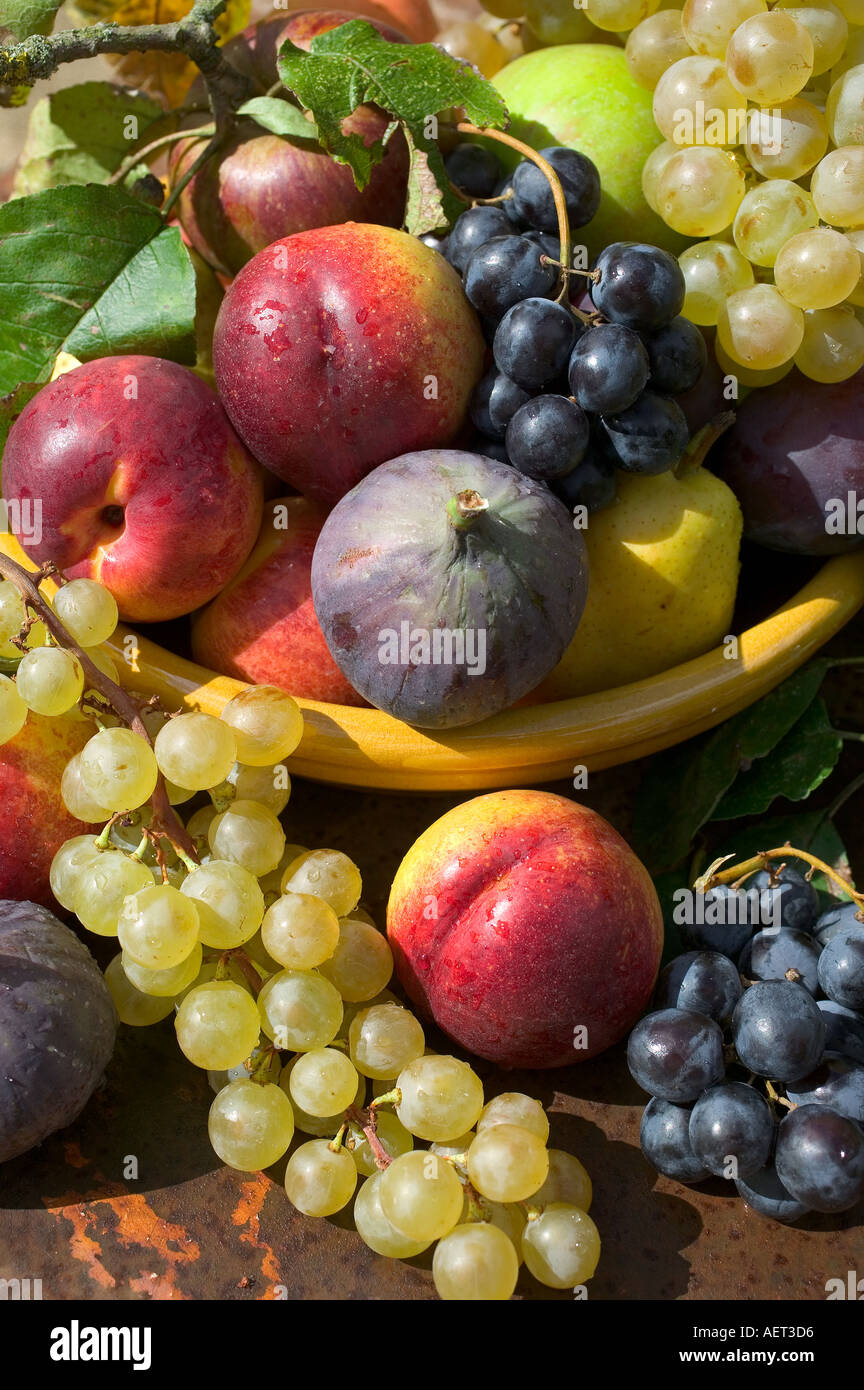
[533,467,743,700]
[491,45,687,257]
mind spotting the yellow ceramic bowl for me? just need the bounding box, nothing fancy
[3,536,862,792]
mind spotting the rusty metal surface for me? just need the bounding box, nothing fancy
[1,639,863,1301]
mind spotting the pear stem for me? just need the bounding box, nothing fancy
[675,412,736,479]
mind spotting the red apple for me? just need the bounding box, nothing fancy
[191,497,366,706]
[212,224,487,506]
[0,712,99,909]
[2,356,264,623]
[171,109,409,276]
[279,1,436,43]
[387,790,664,1069]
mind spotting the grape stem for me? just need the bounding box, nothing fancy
[696,844,864,910]
[0,549,199,866]
[454,122,572,302]
[217,949,264,995]
[345,1104,392,1169]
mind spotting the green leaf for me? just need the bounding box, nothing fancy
[0,0,62,38]
[11,82,163,197]
[632,661,831,873]
[0,183,196,395]
[712,697,842,820]
[711,811,854,901]
[0,379,40,454]
[402,124,463,236]
[237,96,319,141]
[276,18,508,196]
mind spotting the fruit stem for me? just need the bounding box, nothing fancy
[455,122,572,302]
[130,832,150,862]
[108,123,215,186]
[225,949,264,996]
[95,814,122,851]
[328,1123,348,1154]
[0,549,199,866]
[345,1104,392,1169]
[446,490,489,530]
[368,1087,401,1109]
[675,412,736,479]
[697,845,864,909]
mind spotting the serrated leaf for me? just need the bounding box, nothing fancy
[11,82,163,197]
[0,0,62,38]
[403,124,463,236]
[0,183,196,395]
[237,96,319,141]
[277,19,508,192]
[632,661,831,873]
[105,0,251,106]
[712,697,842,820]
[711,811,854,901]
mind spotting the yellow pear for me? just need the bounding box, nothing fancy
[534,467,743,700]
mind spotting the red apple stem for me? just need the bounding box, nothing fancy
[0,549,199,867]
[455,122,572,302]
[108,123,216,187]
[696,845,864,910]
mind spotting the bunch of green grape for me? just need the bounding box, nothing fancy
[625,0,864,384]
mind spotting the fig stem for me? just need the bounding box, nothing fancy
[446,490,489,530]
[455,122,572,302]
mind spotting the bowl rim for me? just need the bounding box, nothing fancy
[98,551,864,791]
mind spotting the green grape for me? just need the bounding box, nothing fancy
[105,954,177,1025]
[280,849,362,918]
[483,0,524,18]
[743,97,828,180]
[462,1197,527,1259]
[317,918,393,1002]
[626,11,691,90]
[830,24,864,83]
[208,1078,295,1171]
[726,11,814,103]
[16,646,83,717]
[531,1149,594,1212]
[353,1169,431,1258]
[732,180,818,266]
[180,859,264,949]
[682,0,766,57]
[0,619,46,664]
[82,644,120,687]
[657,147,746,236]
[176,980,261,1069]
[121,942,203,997]
[288,1047,360,1117]
[844,228,864,305]
[78,727,159,813]
[52,579,118,646]
[258,843,308,903]
[653,55,743,145]
[521,1203,602,1289]
[151,862,188,890]
[154,712,237,791]
[811,146,864,227]
[717,284,805,368]
[185,803,218,842]
[476,1092,550,1142]
[257,968,343,1051]
[209,1046,282,1095]
[833,0,864,24]
[395,1055,485,1142]
[432,1223,519,1301]
[260,892,340,970]
[584,0,661,33]
[641,140,680,215]
[379,1150,465,1243]
[679,240,754,325]
[73,849,152,937]
[60,751,112,822]
[715,338,795,386]
[284,1139,357,1217]
[279,1056,365,1137]
[117,882,200,969]
[347,1111,413,1177]
[826,65,864,148]
[242,927,281,975]
[430,1132,474,1161]
[467,1125,549,1203]
[176,957,253,1002]
[777,1,848,77]
[227,761,291,815]
[208,799,285,877]
[0,581,25,646]
[49,834,100,911]
[794,304,864,380]
[219,685,303,766]
[0,673,28,745]
[774,226,862,308]
[349,1003,426,1080]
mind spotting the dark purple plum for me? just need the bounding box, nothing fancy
[310,449,588,729]
[714,370,864,556]
[0,900,117,1163]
